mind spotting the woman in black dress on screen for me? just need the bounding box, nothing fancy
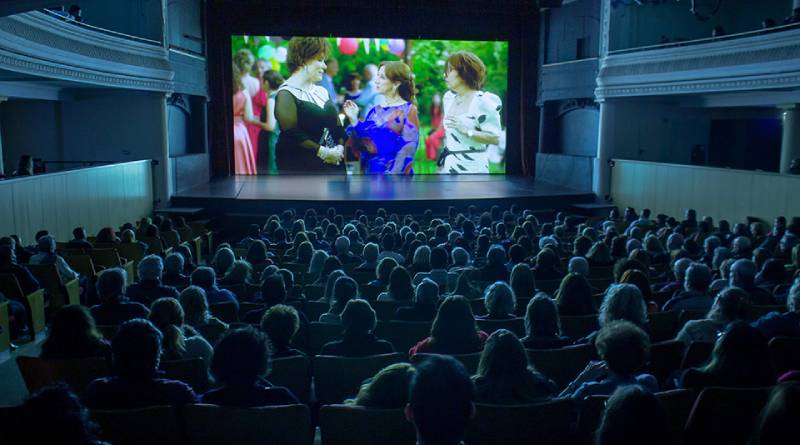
[275,37,345,173]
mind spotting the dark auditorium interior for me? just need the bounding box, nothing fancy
[1,0,800,444]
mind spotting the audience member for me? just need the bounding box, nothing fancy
[29,235,79,285]
[190,266,239,312]
[521,293,572,349]
[148,297,213,367]
[395,278,440,322]
[346,362,415,408]
[260,304,306,358]
[751,280,800,339]
[750,382,800,445]
[67,227,94,250]
[555,272,597,316]
[479,245,510,282]
[662,263,713,312]
[409,295,488,356]
[125,255,180,306]
[320,299,394,356]
[595,385,673,445]
[377,265,415,302]
[40,304,110,360]
[178,286,228,344]
[477,281,517,320]
[90,268,149,326]
[319,275,359,324]
[20,385,107,445]
[730,259,775,304]
[675,286,750,344]
[162,252,189,288]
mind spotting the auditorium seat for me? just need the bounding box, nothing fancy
[26,263,81,310]
[536,280,560,294]
[238,302,264,318]
[16,356,111,395]
[374,321,431,354]
[183,404,313,445]
[319,405,415,445]
[683,386,772,445]
[373,300,405,322]
[527,344,595,389]
[159,358,209,393]
[0,302,9,352]
[648,311,680,342]
[644,340,686,385]
[469,298,487,316]
[303,285,324,301]
[91,405,182,445]
[412,352,481,375]
[678,308,708,328]
[747,305,784,321]
[308,322,343,356]
[476,317,525,337]
[464,399,575,445]
[115,243,147,280]
[680,341,714,370]
[269,355,312,404]
[313,353,406,405]
[209,302,238,323]
[559,314,599,340]
[361,283,383,301]
[768,336,800,375]
[0,274,46,338]
[62,254,98,279]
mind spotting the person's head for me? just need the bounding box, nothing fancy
[525,293,561,338]
[363,63,378,81]
[350,362,416,409]
[702,321,773,383]
[509,263,535,300]
[431,295,479,350]
[260,304,300,350]
[16,154,33,175]
[430,247,448,270]
[324,57,338,75]
[672,257,694,282]
[786,280,800,314]
[334,236,350,255]
[262,69,285,92]
[341,299,377,336]
[555,272,595,312]
[96,267,127,304]
[96,227,118,244]
[730,258,757,289]
[190,266,217,291]
[599,284,647,328]
[362,242,379,263]
[596,385,672,445]
[331,275,358,314]
[376,257,399,283]
[112,318,162,378]
[164,253,185,277]
[483,281,516,317]
[344,72,362,91]
[707,286,750,323]
[751,382,800,445]
[308,249,329,274]
[43,304,103,354]
[21,384,100,445]
[178,286,210,326]
[388,266,414,301]
[758,258,787,286]
[286,37,331,80]
[596,320,650,376]
[406,355,475,445]
[211,327,271,386]
[712,247,732,271]
[72,227,87,240]
[36,234,56,255]
[260,273,287,306]
[586,242,612,264]
[475,329,533,381]
[377,61,417,104]
[321,256,343,278]
[568,256,590,276]
[415,278,440,306]
[451,247,470,267]
[413,245,431,269]
[445,51,486,93]
[486,245,506,266]
[137,254,164,281]
[211,247,235,275]
[245,240,268,264]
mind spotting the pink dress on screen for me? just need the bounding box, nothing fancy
[233,91,257,175]
[246,88,268,163]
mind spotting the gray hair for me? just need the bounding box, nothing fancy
[644,235,663,254]
[667,233,684,251]
[179,285,209,325]
[484,281,516,317]
[684,263,712,292]
[599,283,647,328]
[308,250,329,275]
[121,229,137,243]
[211,247,235,275]
[568,256,590,276]
[704,236,721,253]
[673,258,694,281]
[787,280,800,314]
[451,247,469,267]
[730,259,757,288]
[448,230,461,244]
[362,243,379,262]
[413,245,431,267]
[37,235,56,254]
[415,278,439,305]
[625,238,642,256]
[164,253,184,276]
[712,247,731,271]
[538,236,558,250]
[138,254,164,280]
[97,267,127,303]
[732,236,751,253]
[335,236,350,254]
[486,245,506,265]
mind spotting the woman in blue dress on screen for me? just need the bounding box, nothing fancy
[436,51,504,174]
[342,61,420,175]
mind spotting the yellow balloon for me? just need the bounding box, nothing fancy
[271,59,280,70]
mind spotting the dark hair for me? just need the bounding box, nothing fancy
[260,304,299,350]
[72,227,86,239]
[409,355,474,444]
[261,273,287,306]
[111,319,162,378]
[555,272,596,315]
[246,240,269,264]
[286,37,331,73]
[388,266,414,301]
[22,384,100,445]
[211,327,271,385]
[341,299,377,336]
[430,247,448,269]
[596,385,672,445]
[698,321,774,385]
[430,295,481,353]
[751,382,800,445]
[595,320,651,376]
[262,69,285,90]
[380,61,417,104]
[525,294,561,338]
[40,305,106,360]
[331,276,358,314]
[344,72,361,90]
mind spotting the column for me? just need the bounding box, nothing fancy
[0,97,6,175]
[780,106,800,174]
[593,99,615,199]
[152,93,173,208]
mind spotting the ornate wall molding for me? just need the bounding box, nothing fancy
[596,28,800,99]
[0,11,206,95]
[539,58,599,104]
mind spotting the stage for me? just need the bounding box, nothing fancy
[170,175,596,216]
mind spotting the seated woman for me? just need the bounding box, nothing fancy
[521,293,572,350]
[395,278,440,322]
[178,286,228,345]
[29,235,79,285]
[162,253,190,288]
[368,257,398,289]
[40,305,110,360]
[210,247,236,276]
[479,245,510,282]
[575,283,649,345]
[449,268,482,300]
[510,263,536,301]
[675,286,749,345]
[409,295,488,357]
[19,385,109,445]
[345,362,415,408]
[533,249,564,282]
[377,265,415,302]
[320,299,395,357]
[218,259,255,287]
[201,327,299,407]
[555,272,597,316]
[245,240,273,267]
[477,281,518,320]
[148,297,213,368]
[90,268,150,326]
[294,240,315,265]
[472,329,557,404]
[595,385,674,445]
[560,320,658,400]
[190,266,239,312]
[319,276,359,324]
[677,321,775,390]
[173,244,198,275]
[96,227,120,244]
[260,304,306,358]
[343,62,419,175]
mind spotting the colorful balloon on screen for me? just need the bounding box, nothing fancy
[257,45,275,60]
[339,37,359,55]
[388,39,405,56]
[275,46,288,62]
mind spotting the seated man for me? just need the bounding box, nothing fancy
[67,227,94,250]
[83,318,199,409]
[752,281,800,339]
[662,263,713,313]
[413,247,458,293]
[90,268,150,326]
[190,266,239,313]
[29,235,80,285]
[125,255,180,306]
[405,354,475,445]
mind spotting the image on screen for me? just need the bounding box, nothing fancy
[231,35,508,175]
